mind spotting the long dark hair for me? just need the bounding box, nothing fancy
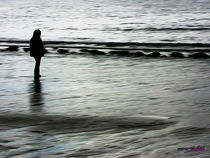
[32,29,41,39]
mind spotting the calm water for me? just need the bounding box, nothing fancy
[0,0,210,157]
[0,0,210,43]
[0,49,210,157]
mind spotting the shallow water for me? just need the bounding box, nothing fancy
[1,0,210,156]
[0,49,210,157]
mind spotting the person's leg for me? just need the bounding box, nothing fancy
[34,57,41,77]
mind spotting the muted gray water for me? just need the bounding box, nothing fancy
[0,49,210,157]
[1,0,210,43]
[1,0,210,157]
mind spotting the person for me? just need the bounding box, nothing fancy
[30,29,47,78]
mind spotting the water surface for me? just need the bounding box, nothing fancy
[0,50,209,157]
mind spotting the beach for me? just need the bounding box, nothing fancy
[0,0,210,157]
[0,46,210,157]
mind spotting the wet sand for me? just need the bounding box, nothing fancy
[0,48,210,157]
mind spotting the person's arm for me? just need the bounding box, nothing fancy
[40,40,47,55]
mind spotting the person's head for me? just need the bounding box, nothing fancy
[33,29,41,38]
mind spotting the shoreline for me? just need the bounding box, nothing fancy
[1,40,210,53]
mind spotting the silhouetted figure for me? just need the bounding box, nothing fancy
[30,29,47,78]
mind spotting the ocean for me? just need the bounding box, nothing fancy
[1,0,210,43]
[0,0,210,157]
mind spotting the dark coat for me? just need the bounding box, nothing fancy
[30,37,46,57]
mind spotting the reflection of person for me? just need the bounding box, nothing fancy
[30,29,47,78]
[29,78,44,112]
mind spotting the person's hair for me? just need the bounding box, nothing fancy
[33,29,41,38]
